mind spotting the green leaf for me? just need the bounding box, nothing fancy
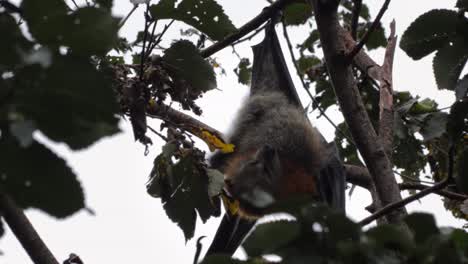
[21,0,70,45]
[364,23,387,50]
[456,147,468,193]
[405,213,439,243]
[147,156,171,199]
[396,98,418,115]
[400,9,460,60]
[63,7,119,56]
[206,168,224,197]
[456,0,468,9]
[95,0,113,10]
[0,135,84,218]
[163,192,197,241]
[163,40,217,93]
[13,55,120,150]
[455,75,468,100]
[315,78,337,111]
[283,2,313,26]
[234,58,252,85]
[447,100,468,141]
[409,98,438,114]
[340,0,370,20]
[299,30,320,53]
[433,37,468,90]
[9,120,36,148]
[366,225,413,252]
[394,113,408,140]
[297,55,321,75]
[0,13,33,69]
[393,136,425,179]
[150,0,236,41]
[450,229,468,252]
[243,220,301,257]
[419,112,448,141]
[153,153,218,241]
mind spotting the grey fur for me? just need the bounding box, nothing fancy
[213,91,322,170]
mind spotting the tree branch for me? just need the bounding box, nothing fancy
[347,0,392,61]
[200,0,294,58]
[350,0,362,40]
[359,177,449,226]
[399,183,468,201]
[146,101,226,143]
[310,0,406,224]
[378,21,397,157]
[360,145,456,226]
[345,165,468,201]
[0,192,59,264]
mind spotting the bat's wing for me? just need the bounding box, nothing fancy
[251,22,302,107]
[205,213,256,256]
[317,141,346,211]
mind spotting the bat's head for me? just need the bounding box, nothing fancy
[225,145,282,212]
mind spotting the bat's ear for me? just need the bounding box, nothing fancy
[255,145,282,181]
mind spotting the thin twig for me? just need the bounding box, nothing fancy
[359,145,456,226]
[347,0,391,61]
[147,125,168,141]
[399,183,468,201]
[231,23,268,46]
[146,20,175,57]
[350,0,362,40]
[281,21,356,146]
[139,5,151,81]
[145,19,158,58]
[395,171,437,185]
[70,0,79,9]
[0,0,22,14]
[359,178,449,226]
[200,0,294,58]
[118,4,138,30]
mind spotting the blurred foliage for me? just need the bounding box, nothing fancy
[0,0,120,229]
[202,203,468,264]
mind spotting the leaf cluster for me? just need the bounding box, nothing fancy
[203,204,468,264]
[0,0,121,234]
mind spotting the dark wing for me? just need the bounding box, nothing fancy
[251,21,302,106]
[317,141,346,211]
[205,213,256,256]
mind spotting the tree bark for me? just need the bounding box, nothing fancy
[0,192,59,264]
[309,0,407,224]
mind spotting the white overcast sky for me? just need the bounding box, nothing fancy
[0,0,463,263]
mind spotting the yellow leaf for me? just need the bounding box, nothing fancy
[200,130,235,153]
[222,194,240,216]
[148,98,156,108]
